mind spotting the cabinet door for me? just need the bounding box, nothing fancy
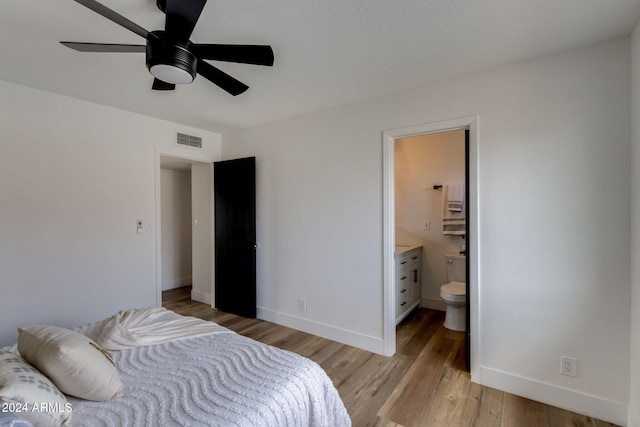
[408,248,421,306]
[409,264,421,306]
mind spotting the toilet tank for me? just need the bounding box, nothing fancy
[446,254,466,282]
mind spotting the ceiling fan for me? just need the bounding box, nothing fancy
[60,0,274,95]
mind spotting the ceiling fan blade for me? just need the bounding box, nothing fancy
[164,0,207,44]
[152,79,176,91]
[193,44,274,66]
[197,60,248,96]
[60,42,145,53]
[73,0,150,39]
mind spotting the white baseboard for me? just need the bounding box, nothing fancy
[191,289,211,305]
[479,366,628,426]
[257,307,385,355]
[162,276,192,291]
[422,296,446,311]
[629,405,640,427]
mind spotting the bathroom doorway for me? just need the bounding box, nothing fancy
[395,129,466,307]
[382,116,477,374]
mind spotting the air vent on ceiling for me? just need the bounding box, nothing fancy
[177,132,202,148]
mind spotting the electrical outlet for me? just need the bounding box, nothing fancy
[561,356,577,377]
[424,220,431,231]
[298,299,307,312]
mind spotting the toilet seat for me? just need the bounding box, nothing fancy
[440,281,466,303]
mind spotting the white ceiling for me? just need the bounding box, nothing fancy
[2,0,639,134]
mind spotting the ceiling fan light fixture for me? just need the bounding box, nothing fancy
[150,64,193,85]
[146,32,197,85]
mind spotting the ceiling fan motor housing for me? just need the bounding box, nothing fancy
[146,31,197,84]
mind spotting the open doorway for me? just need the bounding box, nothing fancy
[382,116,478,377]
[395,129,468,366]
[157,155,214,308]
[160,158,192,293]
[395,130,466,309]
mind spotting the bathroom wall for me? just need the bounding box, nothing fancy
[395,130,466,309]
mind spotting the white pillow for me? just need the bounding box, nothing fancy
[17,326,123,401]
[0,351,71,426]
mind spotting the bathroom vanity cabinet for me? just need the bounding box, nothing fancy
[395,245,422,324]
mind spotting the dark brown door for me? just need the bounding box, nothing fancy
[465,129,470,372]
[214,157,256,318]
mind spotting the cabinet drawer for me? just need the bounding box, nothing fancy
[396,254,411,268]
[397,285,410,310]
[396,266,410,288]
[407,251,421,264]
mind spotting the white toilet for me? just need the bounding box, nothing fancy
[440,253,466,331]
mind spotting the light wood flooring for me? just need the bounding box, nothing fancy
[163,286,618,427]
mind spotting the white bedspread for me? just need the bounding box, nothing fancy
[95,307,228,350]
[68,309,351,427]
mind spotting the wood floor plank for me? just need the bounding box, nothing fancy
[395,308,442,357]
[500,393,545,427]
[377,325,459,425]
[372,418,407,427]
[295,335,345,363]
[422,368,474,426]
[162,286,620,427]
[471,384,503,427]
[339,352,411,426]
[543,404,619,427]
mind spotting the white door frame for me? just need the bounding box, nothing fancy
[382,116,479,379]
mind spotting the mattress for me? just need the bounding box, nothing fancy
[4,310,351,427]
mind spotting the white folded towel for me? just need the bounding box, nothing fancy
[447,184,464,212]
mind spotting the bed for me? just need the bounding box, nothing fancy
[0,308,351,427]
